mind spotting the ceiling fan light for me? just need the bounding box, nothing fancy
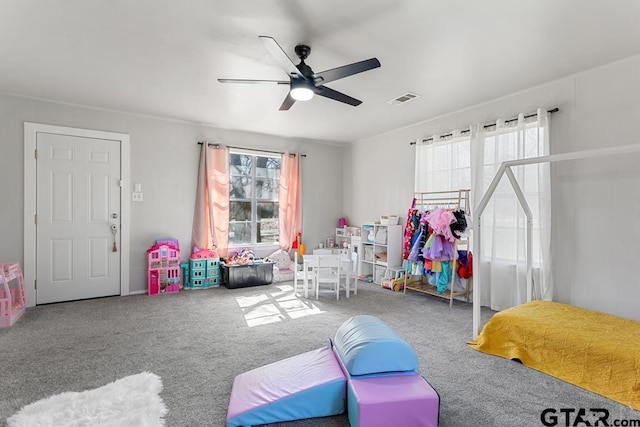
[290,86,314,101]
[290,79,315,101]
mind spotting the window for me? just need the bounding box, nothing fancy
[479,122,547,264]
[414,116,548,265]
[229,152,280,245]
[414,135,471,192]
[415,113,551,310]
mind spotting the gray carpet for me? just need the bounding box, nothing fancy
[0,281,637,427]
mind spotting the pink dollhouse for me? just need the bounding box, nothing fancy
[147,243,181,295]
[0,262,26,328]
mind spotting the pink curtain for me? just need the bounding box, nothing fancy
[278,153,302,250]
[191,143,230,257]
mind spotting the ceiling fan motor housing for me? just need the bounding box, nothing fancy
[295,44,311,60]
[294,45,314,77]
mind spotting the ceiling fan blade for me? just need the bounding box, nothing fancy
[279,93,297,111]
[217,78,289,85]
[259,36,304,79]
[314,58,381,85]
[315,86,362,106]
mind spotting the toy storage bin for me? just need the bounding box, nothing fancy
[379,215,399,225]
[220,262,273,289]
[374,265,387,285]
[363,245,374,262]
[362,224,375,243]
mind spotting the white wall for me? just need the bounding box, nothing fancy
[346,54,640,321]
[0,94,343,295]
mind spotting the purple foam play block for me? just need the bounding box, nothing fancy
[226,346,346,426]
[348,373,440,427]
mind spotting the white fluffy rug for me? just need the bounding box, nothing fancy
[7,372,167,427]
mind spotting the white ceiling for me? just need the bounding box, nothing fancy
[2,1,640,144]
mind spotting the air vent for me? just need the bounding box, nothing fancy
[388,92,420,106]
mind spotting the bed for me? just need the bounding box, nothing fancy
[468,300,640,409]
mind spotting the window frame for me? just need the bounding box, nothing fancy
[228,149,280,247]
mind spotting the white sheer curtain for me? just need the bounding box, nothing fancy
[415,131,471,192]
[470,109,552,311]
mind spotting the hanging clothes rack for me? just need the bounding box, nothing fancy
[403,189,473,307]
[414,189,471,212]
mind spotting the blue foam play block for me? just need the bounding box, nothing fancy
[226,347,346,426]
[334,315,418,376]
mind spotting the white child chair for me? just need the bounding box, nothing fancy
[315,255,342,300]
[339,251,358,297]
[294,252,317,298]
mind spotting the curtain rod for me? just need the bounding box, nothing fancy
[409,107,559,145]
[197,141,306,157]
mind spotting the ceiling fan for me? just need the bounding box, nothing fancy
[218,36,381,111]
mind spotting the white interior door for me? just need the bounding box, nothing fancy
[36,132,122,304]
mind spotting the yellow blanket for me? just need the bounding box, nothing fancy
[468,300,640,409]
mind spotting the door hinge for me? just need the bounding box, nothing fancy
[34,214,37,224]
[34,149,38,159]
[118,180,123,188]
[34,279,37,290]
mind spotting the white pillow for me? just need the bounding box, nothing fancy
[265,249,292,268]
